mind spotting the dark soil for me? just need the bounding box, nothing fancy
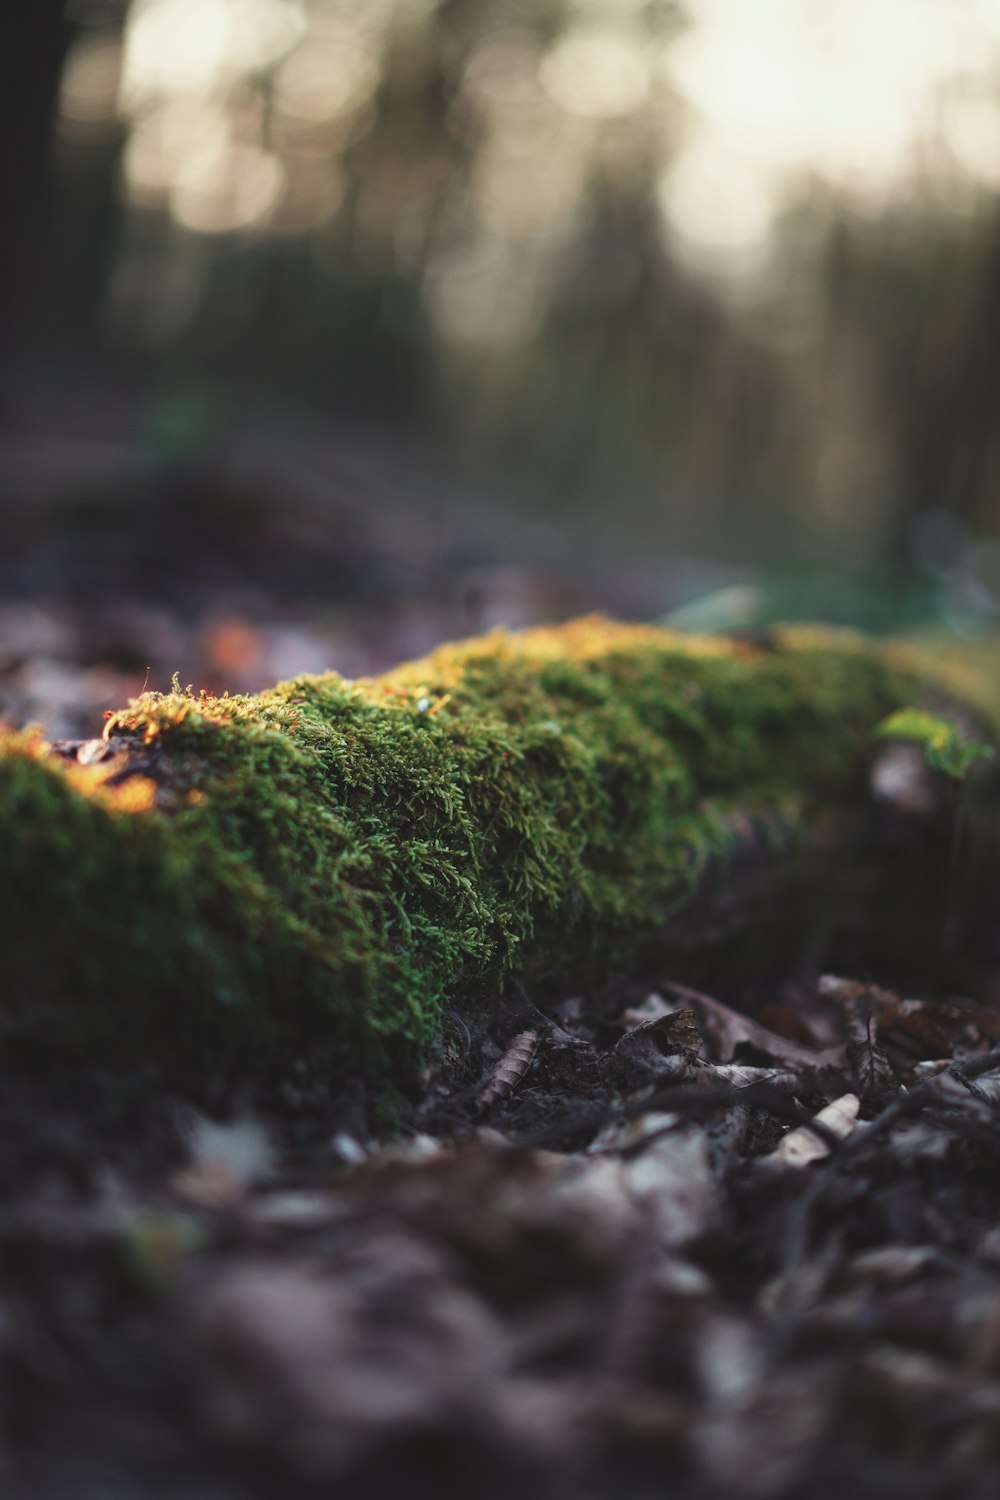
[2,454,1000,1499]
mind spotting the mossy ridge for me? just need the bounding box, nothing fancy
[0,619,955,1067]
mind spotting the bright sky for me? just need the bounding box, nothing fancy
[659,0,1000,275]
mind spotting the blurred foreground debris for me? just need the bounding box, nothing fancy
[3,969,1000,1498]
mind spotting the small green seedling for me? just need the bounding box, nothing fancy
[874,708,995,781]
[875,707,995,911]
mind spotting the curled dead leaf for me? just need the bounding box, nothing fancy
[479,1030,538,1110]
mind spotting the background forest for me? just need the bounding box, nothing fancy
[5,0,1000,723]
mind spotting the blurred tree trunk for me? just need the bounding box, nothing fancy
[0,2,76,406]
[893,208,1000,549]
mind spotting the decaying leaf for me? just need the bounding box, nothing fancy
[479,1029,539,1109]
[617,1006,704,1057]
[709,1063,800,1090]
[818,973,964,1063]
[819,976,895,1089]
[660,983,845,1069]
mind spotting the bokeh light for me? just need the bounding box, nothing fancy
[31,0,1000,570]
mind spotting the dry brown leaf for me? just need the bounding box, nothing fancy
[820,977,895,1087]
[820,975,964,1061]
[618,1006,704,1057]
[661,983,845,1069]
[847,1030,894,1092]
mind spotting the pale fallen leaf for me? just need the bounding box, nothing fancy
[763,1093,860,1169]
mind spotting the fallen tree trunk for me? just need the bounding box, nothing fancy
[0,618,996,1071]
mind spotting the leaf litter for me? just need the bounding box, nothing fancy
[1,955,1000,1500]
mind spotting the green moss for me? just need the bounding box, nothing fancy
[0,618,981,1069]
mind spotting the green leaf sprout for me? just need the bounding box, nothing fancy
[874,708,995,781]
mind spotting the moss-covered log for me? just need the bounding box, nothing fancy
[0,619,996,1069]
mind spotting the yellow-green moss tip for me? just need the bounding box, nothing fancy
[0,618,974,1068]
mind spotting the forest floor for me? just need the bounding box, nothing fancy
[2,446,1000,1499]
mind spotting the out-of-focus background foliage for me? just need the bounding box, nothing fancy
[4,0,1000,728]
